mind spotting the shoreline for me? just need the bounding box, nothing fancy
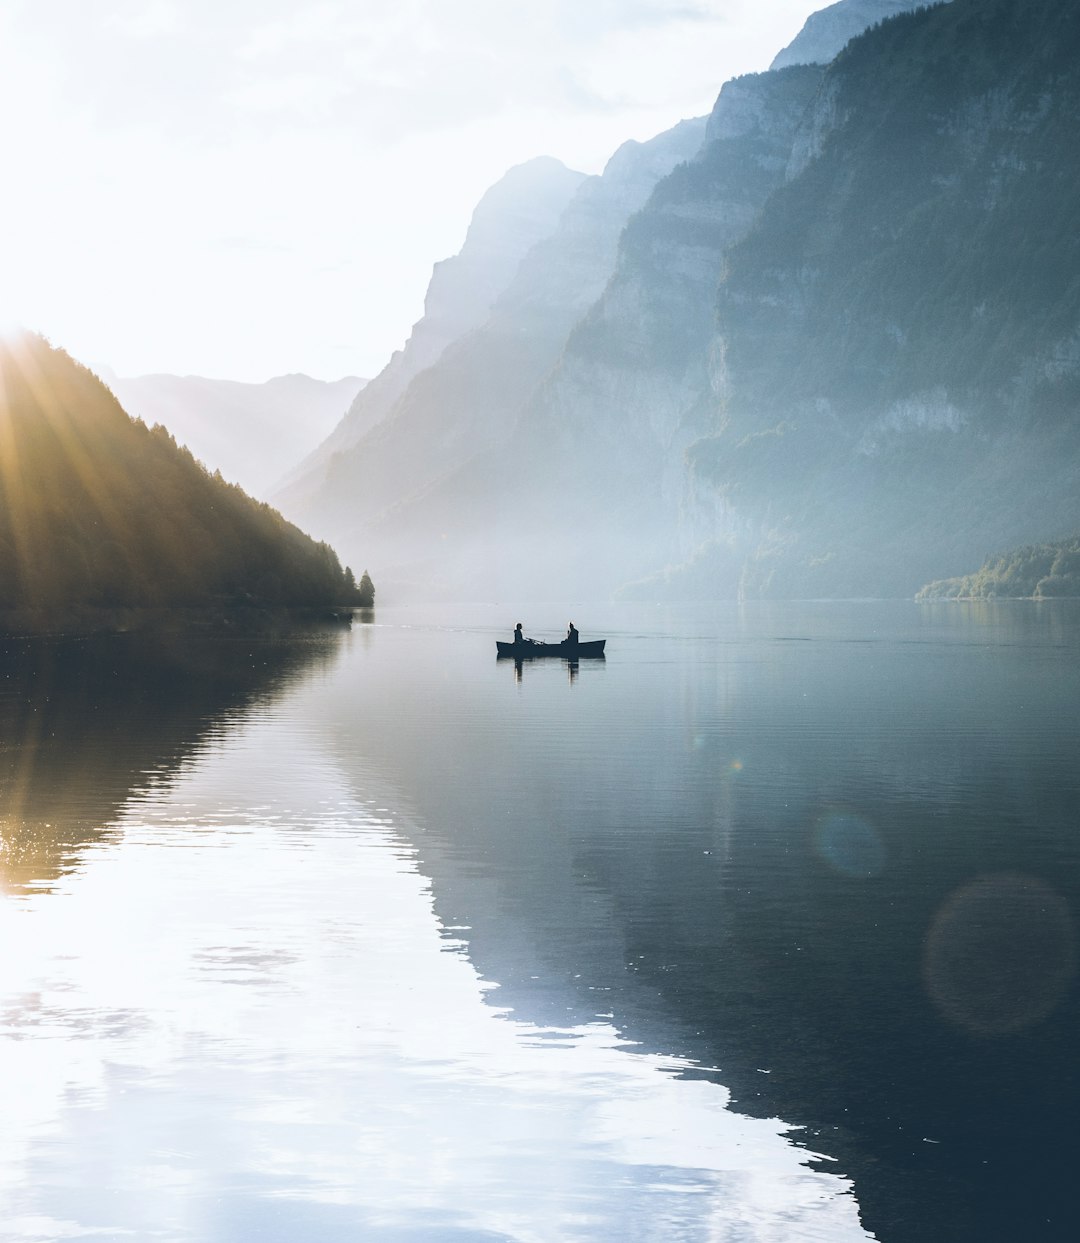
[0,603,365,640]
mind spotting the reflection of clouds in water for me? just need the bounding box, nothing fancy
[0,700,872,1243]
[924,873,1076,1035]
[813,813,886,879]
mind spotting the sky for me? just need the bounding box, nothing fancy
[0,0,824,383]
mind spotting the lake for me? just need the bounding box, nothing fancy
[1,601,1078,1242]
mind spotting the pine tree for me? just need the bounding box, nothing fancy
[357,571,375,607]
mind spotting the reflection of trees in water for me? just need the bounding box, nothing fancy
[0,627,342,892]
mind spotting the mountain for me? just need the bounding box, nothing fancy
[275,122,706,593]
[0,332,365,625]
[374,0,1080,603]
[485,63,829,597]
[274,156,587,511]
[357,66,826,600]
[106,371,365,499]
[462,0,942,601]
[676,0,1080,598]
[281,0,973,601]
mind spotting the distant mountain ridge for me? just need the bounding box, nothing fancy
[274,157,587,511]
[277,119,707,590]
[108,370,365,499]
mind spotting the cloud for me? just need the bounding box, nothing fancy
[104,0,183,40]
[0,0,821,378]
[9,1,746,144]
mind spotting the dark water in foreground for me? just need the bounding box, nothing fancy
[1,602,1078,1242]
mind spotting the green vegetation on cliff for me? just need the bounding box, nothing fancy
[0,332,368,620]
[918,536,1080,599]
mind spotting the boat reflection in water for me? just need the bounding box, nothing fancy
[498,644,606,684]
[497,633,607,682]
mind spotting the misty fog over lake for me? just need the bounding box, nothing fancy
[5,2,1080,1242]
[2,602,1077,1242]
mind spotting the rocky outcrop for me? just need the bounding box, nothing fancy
[409,63,829,600]
[538,66,825,549]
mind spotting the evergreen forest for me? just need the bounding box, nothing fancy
[0,333,367,623]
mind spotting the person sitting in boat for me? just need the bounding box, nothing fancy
[566,621,579,646]
[514,622,525,645]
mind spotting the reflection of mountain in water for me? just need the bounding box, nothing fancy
[309,609,1080,1243]
[0,628,341,892]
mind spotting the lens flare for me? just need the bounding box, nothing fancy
[813,811,885,878]
[924,873,1076,1035]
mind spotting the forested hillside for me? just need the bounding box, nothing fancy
[0,333,365,620]
[919,536,1080,599]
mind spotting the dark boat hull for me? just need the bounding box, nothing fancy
[496,639,606,659]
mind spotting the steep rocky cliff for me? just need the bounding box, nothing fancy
[290,0,929,599]
[283,0,1079,603]
[343,1,926,598]
[282,119,707,589]
[504,64,828,593]
[681,0,1080,598]
[274,156,586,511]
[410,0,1080,602]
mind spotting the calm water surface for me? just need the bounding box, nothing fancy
[1,602,1078,1242]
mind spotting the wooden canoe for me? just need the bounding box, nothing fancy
[496,639,606,659]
